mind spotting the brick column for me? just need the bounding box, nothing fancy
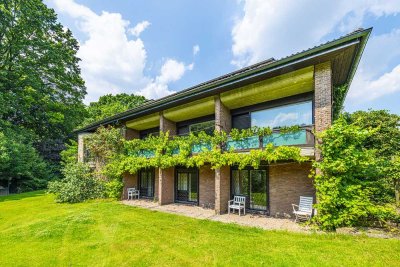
[77,132,91,163]
[215,166,230,214]
[124,127,140,140]
[214,95,231,214]
[314,61,332,161]
[158,112,176,205]
[215,95,231,132]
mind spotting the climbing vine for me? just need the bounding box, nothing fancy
[89,125,308,178]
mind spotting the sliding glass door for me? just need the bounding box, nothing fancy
[175,168,198,204]
[231,167,268,212]
[139,168,155,198]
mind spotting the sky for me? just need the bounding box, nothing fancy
[46,0,400,115]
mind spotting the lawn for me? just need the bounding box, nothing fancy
[1,192,399,266]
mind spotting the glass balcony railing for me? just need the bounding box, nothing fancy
[136,149,155,158]
[226,135,260,150]
[263,130,308,147]
[225,127,313,151]
[191,142,212,153]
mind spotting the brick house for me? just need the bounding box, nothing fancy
[75,28,371,217]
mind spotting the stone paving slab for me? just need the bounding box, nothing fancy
[122,199,309,233]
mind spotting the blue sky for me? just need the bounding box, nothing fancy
[47,0,400,115]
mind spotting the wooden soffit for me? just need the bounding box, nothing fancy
[220,66,314,109]
[163,96,215,122]
[126,112,159,130]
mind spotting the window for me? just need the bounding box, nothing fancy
[139,127,159,139]
[177,119,215,136]
[189,120,215,135]
[251,101,312,128]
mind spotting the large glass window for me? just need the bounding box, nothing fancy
[189,120,215,135]
[251,101,312,128]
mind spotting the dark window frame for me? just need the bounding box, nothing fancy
[230,164,270,214]
[139,127,160,139]
[177,114,215,136]
[138,168,155,198]
[174,167,199,205]
[231,92,315,129]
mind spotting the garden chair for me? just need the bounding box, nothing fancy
[127,187,139,200]
[228,196,246,216]
[292,196,313,222]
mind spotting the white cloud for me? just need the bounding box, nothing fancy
[139,59,193,99]
[232,0,400,106]
[51,0,192,103]
[347,28,400,102]
[129,20,150,37]
[193,45,200,56]
[231,0,400,68]
[349,64,400,101]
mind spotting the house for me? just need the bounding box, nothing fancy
[75,28,371,216]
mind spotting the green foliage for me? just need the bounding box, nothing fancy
[332,84,348,120]
[104,179,124,199]
[0,0,86,191]
[0,130,52,192]
[60,140,78,165]
[92,126,307,178]
[48,162,104,203]
[82,93,147,127]
[313,116,400,230]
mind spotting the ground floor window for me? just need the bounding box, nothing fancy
[139,168,155,198]
[231,166,268,212]
[175,168,199,204]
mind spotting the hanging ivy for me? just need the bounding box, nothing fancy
[93,125,308,178]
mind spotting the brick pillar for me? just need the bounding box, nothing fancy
[124,127,140,140]
[159,113,176,205]
[77,132,91,162]
[215,166,230,214]
[314,61,332,161]
[215,95,231,132]
[214,95,231,214]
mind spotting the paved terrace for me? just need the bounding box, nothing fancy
[122,199,310,233]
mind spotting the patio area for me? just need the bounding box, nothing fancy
[121,199,310,233]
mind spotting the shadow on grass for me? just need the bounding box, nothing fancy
[0,190,45,202]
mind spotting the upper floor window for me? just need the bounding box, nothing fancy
[232,101,312,130]
[177,116,215,136]
[251,101,312,128]
[140,127,160,139]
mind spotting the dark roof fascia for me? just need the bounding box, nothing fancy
[75,28,372,133]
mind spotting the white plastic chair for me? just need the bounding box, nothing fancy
[292,196,314,222]
[228,196,246,216]
[127,187,139,200]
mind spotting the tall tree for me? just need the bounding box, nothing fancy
[0,0,86,159]
[82,93,146,126]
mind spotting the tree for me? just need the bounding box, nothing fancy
[82,93,146,126]
[0,0,86,160]
[313,112,400,230]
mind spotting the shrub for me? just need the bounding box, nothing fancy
[104,179,124,199]
[313,116,400,230]
[48,162,104,203]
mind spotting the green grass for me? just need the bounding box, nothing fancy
[1,191,399,266]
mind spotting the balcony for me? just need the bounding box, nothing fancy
[226,126,314,151]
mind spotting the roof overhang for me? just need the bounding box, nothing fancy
[75,28,372,133]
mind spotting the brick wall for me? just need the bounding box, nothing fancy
[125,127,140,140]
[269,162,314,217]
[199,164,215,208]
[314,61,332,161]
[215,165,230,214]
[215,95,231,132]
[122,172,138,199]
[160,112,176,136]
[158,167,174,205]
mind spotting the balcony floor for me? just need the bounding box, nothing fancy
[122,199,310,233]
